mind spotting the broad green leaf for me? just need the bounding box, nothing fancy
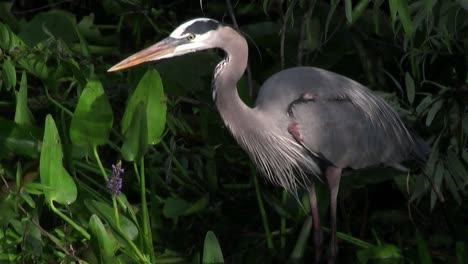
[202,231,224,264]
[18,10,78,47]
[18,55,50,81]
[121,103,148,162]
[89,215,118,263]
[85,200,138,240]
[397,0,413,36]
[0,117,41,159]
[405,72,415,104]
[163,197,191,219]
[182,195,209,215]
[425,99,444,126]
[70,80,113,146]
[416,230,432,264]
[14,72,33,127]
[2,58,16,91]
[0,23,24,50]
[39,115,77,205]
[345,0,353,23]
[357,244,402,263]
[121,69,166,145]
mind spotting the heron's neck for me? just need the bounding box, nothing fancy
[213,26,257,134]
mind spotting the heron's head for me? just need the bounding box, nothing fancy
[108,18,223,72]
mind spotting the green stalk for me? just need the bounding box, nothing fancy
[49,202,90,240]
[252,165,274,251]
[139,158,154,261]
[92,146,109,181]
[280,190,287,254]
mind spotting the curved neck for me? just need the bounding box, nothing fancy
[213,26,254,133]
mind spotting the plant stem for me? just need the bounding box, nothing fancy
[280,190,287,254]
[44,84,74,117]
[112,196,121,229]
[92,146,108,181]
[139,158,155,261]
[50,202,90,240]
[251,165,274,251]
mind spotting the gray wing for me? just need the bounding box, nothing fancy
[255,67,419,169]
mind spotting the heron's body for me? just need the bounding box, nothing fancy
[109,18,429,263]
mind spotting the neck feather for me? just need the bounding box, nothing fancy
[212,26,254,134]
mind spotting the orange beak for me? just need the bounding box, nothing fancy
[108,37,178,72]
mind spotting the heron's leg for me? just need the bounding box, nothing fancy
[325,166,342,264]
[309,183,323,264]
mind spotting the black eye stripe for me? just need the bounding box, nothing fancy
[181,20,220,35]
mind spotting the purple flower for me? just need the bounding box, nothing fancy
[107,161,124,196]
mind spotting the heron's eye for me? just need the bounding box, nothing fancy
[186,34,195,41]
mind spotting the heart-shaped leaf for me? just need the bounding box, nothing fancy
[70,80,113,146]
[121,103,148,162]
[121,69,166,145]
[39,115,77,205]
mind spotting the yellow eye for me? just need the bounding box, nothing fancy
[186,34,195,41]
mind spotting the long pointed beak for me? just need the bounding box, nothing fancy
[108,37,178,72]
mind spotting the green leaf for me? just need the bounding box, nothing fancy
[0,22,24,50]
[425,99,444,126]
[0,117,41,159]
[290,217,312,260]
[163,197,191,219]
[456,241,467,264]
[344,0,353,24]
[121,103,148,162]
[2,58,16,91]
[389,0,399,24]
[397,0,413,36]
[70,80,113,146]
[89,215,118,263]
[202,231,224,264]
[352,0,371,24]
[121,69,166,145]
[18,55,50,81]
[18,10,78,47]
[357,244,402,263]
[416,230,432,264]
[39,115,77,205]
[14,72,33,127]
[405,72,415,104]
[430,161,444,211]
[85,199,139,241]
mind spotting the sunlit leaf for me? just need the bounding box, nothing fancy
[2,58,16,91]
[121,103,148,162]
[14,72,33,127]
[121,69,166,145]
[202,231,224,264]
[39,115,77,205]
[70,80,113,146]
[18,55,50,81]
[357,244,402,263]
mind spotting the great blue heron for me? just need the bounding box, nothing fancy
[109,18,428,263]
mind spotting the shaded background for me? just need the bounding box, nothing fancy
[0,0,467,263]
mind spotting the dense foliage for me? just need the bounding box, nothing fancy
[0,0,467,263]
